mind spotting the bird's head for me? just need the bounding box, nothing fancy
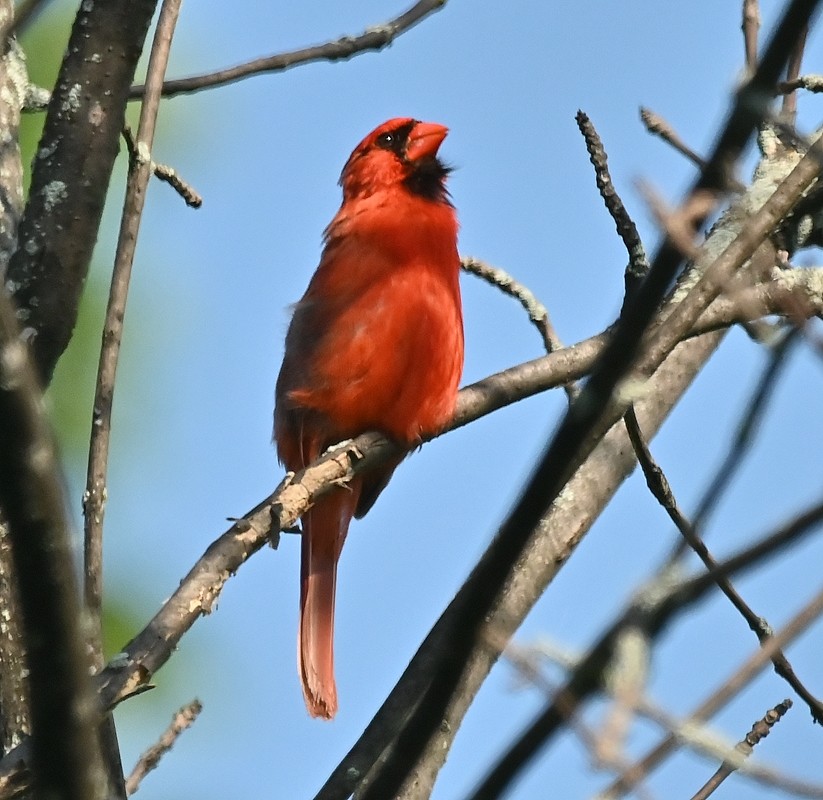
[339,117,452,204]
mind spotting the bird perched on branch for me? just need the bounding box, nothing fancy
[274,118,464,719]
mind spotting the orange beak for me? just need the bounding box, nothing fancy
[405,122,448,162]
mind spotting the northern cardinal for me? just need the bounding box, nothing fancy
[274,118,463,719]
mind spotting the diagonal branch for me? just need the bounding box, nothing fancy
[124,699,202,796]
[625,407,823,721]
[461,257,561,354]
[129,0,449,100]
[668,326,800,561]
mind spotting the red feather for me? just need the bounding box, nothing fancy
[274,118,463,719]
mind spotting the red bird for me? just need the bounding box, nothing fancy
[274,118,464,719]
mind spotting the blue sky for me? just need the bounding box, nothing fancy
[39,2,823,798]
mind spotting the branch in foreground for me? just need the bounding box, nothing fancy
[505,583,823,800]
[0,0,30,758]
[528,638,823,798]
[0,286,108,798]
[625,407,823,723]
[688,700,792,800]
[129,0,449,100]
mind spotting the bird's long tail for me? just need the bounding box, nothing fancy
[298,484,360,719]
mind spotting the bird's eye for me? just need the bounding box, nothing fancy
[376,132,395,149]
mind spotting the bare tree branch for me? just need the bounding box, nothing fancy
[0,283,109,798]
[129,0,450,100]
[125,700,202,796]
[668,325,800,562]
[527,639,823,798]
[84,0,183,679]
[579,586,823,799]
[688,700,792,800]
[576,109,650,303]
[743,0,761,71]
[461,257,561,354]
[625,406,823,721]
[5,0,159,382]
[0,0,29,760]
[641,106,709,171]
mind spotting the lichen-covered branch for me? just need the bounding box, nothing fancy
[5,0,158,382]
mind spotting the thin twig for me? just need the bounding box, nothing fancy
[670,326,800,561]
[777,73,823,94]
[125,700,202,795]
[84,0,183,668]
[688,700,792,800]
[599,588,823,799]
[460,257,561,354]
[83,4,183,795]
[625,407,823,722]
[461,256,579,402]
[498,639,655,800]
[529,640,823,798]
[742,0,760,72]
[576,110,649,307]
[781,24,808,121]
[122,125,202,208]
[640,107,708,171]
[129,0,449,100]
